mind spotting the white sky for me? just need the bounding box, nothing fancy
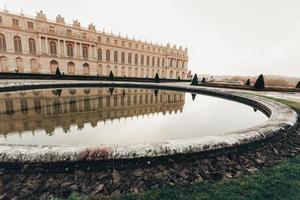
[2,0,300,77]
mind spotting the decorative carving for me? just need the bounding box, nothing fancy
[56,15,65,24]
[88,23,96,32]
[36,10,46,21]
[73,20,81,28]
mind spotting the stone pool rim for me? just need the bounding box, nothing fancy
[0,81,298,163]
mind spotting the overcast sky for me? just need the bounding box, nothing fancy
[2,0,300,77]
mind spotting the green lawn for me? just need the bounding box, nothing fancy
[117,155,300,200]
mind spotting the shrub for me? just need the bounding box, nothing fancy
[245,79,250,86]
[254,74,265,90]
[201,77,206,83]
[55,67,61,77]
[191,74,198,85]
[296,81,300,89]
[109,71,114,79]
[154,73,160,83]
[191,93,196,101]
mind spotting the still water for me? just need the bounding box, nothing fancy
[0,87,267,145]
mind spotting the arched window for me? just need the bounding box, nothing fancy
[49,41,57,56]
[157,58,160,67]
[106,50,110,62]
[67,62,75,74]
[14,36,22,53]
[97,64,102,75]
[162,58,165,67]
[16,57,24,72]
[20,99,28,114]
[114,51,118,63]
[0,34,7,52]
[121,66,125,76]
[141,55,144,65]
[30,58,38,73]
[98,49,102,61]
[0,56,8,72]
[83,63,90,75]
[67,43,73,58]
[82,45,88,59]
[128,53,132,64]
[114,66,118,76]
[106,65,111,76]
[146,56,150,66]
[50,60,58,74]
[134,67,138,77]
[134,54,138,65]
[128,67,132,77]
[121,52,125,64]
[28,38,36,54]
[152,57,155,67]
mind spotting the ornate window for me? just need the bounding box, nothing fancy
[83,63,90,75]
[134,54,138,65]
[162,58,165,67]
[0,56,8,72]
[27,22,34,29]
[50,60,58,74]
[49,41,57,55]
[12,19,19,26]
[67,62,75,74]
[128,53,132,64]
[146,56,150,66]
[157,58,160,67]
[82,45,88,59]
[106,50,110,62]
[14,36,22,53]
[121,52,125,64]
[98,49,102,61]
[0,34,6,52]
[28,38,36,54]
[67,43,73,58]
[114,51,118,63]
[141,55,144,65]
[30,58,38,73]
[152,57,155,67]
[16,57,24,72]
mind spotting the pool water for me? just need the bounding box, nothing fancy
[0,87,268,145]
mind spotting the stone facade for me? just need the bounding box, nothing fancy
[0,10,190,79]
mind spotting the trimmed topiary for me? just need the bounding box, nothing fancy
[154,73,160,83]
[109,71,114,80]
[296,81,300,88]
[55,67,61,77]
[245,79,250,86]
[201,77,206,83]
[191,74,198,85]
[254,74,265,90]
[191,93,196,101]
[109,87,114,95]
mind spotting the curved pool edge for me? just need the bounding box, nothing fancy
[0,81,298,163]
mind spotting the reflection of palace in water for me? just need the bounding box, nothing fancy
[0,88,185,136]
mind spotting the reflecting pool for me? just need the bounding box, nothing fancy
[0,87,268,145]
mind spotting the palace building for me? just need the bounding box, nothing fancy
[0,10,190,79]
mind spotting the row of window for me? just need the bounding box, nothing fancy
[0,34,36,54]
[0,17,34,30]
[4,93,182,116]
[0,34,185,68]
